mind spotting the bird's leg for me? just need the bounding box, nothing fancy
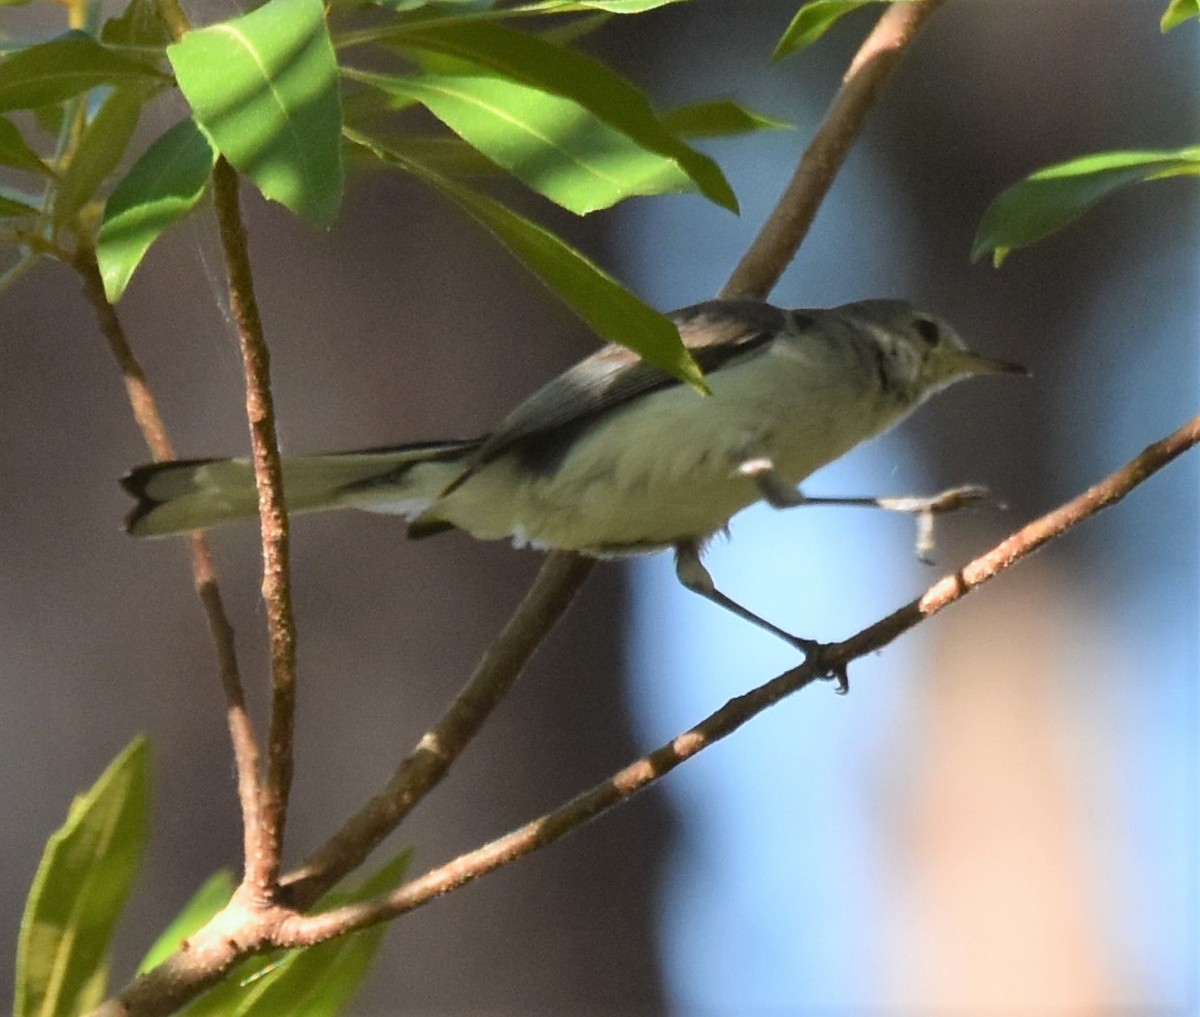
[673,540,846,691]
[736,458,991,563]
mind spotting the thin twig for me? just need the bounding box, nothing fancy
[273,407,1200,947]
[721,0,946,300]
[71,245,264,873]
[280,552,596,908]
[210,159,298,898]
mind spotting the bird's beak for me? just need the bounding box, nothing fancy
[950,349,1029,378]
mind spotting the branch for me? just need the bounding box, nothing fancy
[210,159,298,897]
[273,407,1200,947]
[71,244,264,881]
[721,0,946,300]
[280,552,596,908]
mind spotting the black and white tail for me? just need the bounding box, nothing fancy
[122,440,480,537]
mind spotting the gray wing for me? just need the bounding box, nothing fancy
[452,300,793,485]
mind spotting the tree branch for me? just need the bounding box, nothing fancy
[273,406,1200,947]
[71,244,264,884]
[280,551,596,908]
[210,159,297,898]
[721,0,946,300]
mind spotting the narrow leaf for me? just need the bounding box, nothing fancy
[386,18,737,211]
[97,117,218,301]
[1161,0,1200,30]
[347,126,703,389]
[138,871,237,975]
[660,99,790,139]
[974,146,1200,266]
[0,31,166,113]
[0,115,51,174]
[101,0,175,49]
[54,87,146,227]
[348,69,694,214]
[168,0,343,227]
[773,0,888,60]
[15,737,150,1017]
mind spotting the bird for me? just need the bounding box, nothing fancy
[122,298,1025,656]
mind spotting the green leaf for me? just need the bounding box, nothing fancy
[974,146,1200,266]
[0,31,166,113]
[101,0,174,49]
[660,99,790,139]
[1161,0,1200,30]
[138,871,236,975]
[54,87,146,227]
[15,737,150,1017]
[348,70,696,214]
[0,116,50,174]
[97,117,218,301]
[167,0,343,227]
[773,0,898,60]
[347,125,703,389]
[385,18,737,211]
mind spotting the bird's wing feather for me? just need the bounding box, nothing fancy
[464,301,793,474]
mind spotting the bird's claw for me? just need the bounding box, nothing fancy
[787,636,849,694]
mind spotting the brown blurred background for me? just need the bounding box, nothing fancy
[1,1,1197,1014]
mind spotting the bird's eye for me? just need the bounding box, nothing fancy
[914,317,940,345]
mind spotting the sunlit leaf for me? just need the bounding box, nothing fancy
[0,31,166,112]
[348,69,695,214]
[974,146,1200,266]
[385,18,737,210]
[168,0,343,227]
[347,125,703,389]
[1161,0,1200,30]
[97,117,218,301]
[138,871,236,975]
[0,115,50,174]
[15,738,149,1017]
[54,87,146,227]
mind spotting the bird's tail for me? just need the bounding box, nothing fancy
[122,439,480,538]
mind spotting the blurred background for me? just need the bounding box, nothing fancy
[1,0,1197,1013]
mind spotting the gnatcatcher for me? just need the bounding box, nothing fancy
[123,299,1024,657]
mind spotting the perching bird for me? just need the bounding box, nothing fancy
[122,299,1024,652]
